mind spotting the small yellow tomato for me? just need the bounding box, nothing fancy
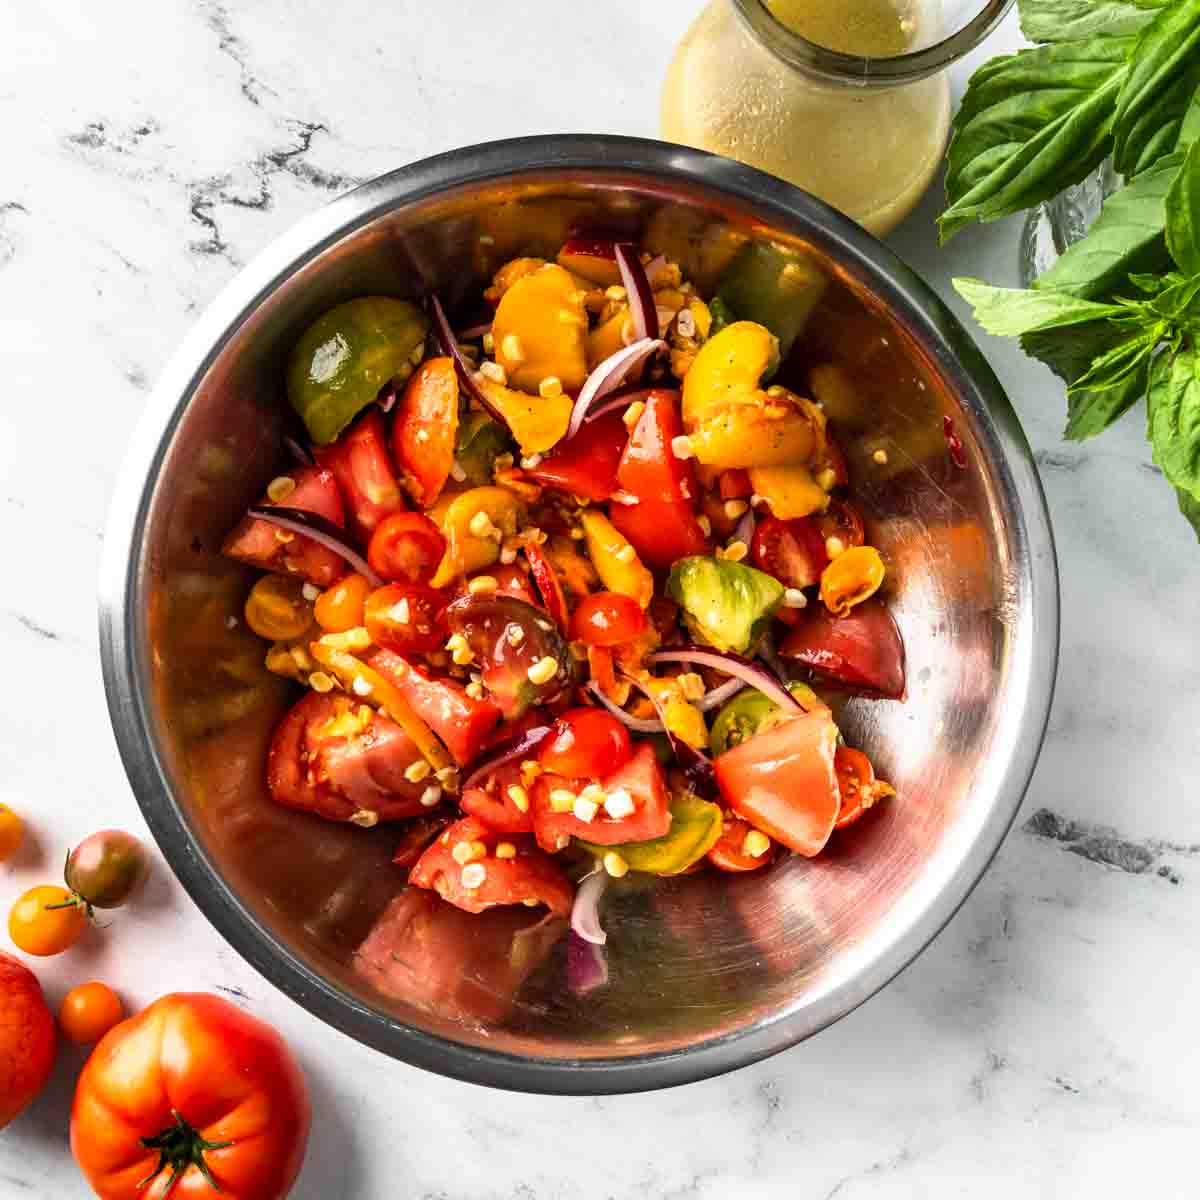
[9,886,87,956]
[59,982,124,1044]
[244,575,314,641]
[0,804,23,862]
[820,545,885,616]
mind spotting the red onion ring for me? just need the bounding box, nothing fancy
[647,647,805,713]
[283,435,313,466]
[460,724,554,793]
[247,506,382,587]
[585,683,663,733]
[376,382,399,414]
[733,507,757,548]
[566,338,665,440]
[567,930,609,994]
[581,386,654,426]
[570,869,609,946]
[456,322,492,341]
[643,254,668,286]
[696,677,747,713]
[428,294,510,430]
[614,243,657,340]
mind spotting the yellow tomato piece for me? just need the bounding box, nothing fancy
[682,321,777,428]
[645,677,709,751]
[748,464,828,520]
[483,257,546,305]
[580,510,654,609]
[820,545,885,616]
[587,307,628,370]
[491,263,588,393]
[431,486,524,588]
[243,575,314,641]
[545,535,599,597]
[476,376,572,457]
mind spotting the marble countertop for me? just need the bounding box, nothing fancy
[3,2,1199,1196]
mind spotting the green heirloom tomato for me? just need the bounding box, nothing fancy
[709,682,821,756]
[666,556,784,654]
[454,413,512,486]
[288,297,429,445]
[580,791,723,876]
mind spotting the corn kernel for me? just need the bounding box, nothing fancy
[873,448,889,465]
[539,375,563,398]
[479,360,507,385]
[308,671,334,694]
[743,830,771,858]
[266,475,296,502]
[460,863,487,889]
[825,536,846,559]
[549,788,577,813]
[623,400,646,431]
[352,676,373,697]
[507,784,530,813]
[420,785,442,809]
[501,333,524,363]
[495,841,517,860]
[469,511,496,539]
[603,789,635,819]
[482,331,495,355]
[404,759,432,783]
[677,672,705,701]
[724,499,748,520]
[319,626,371,652]
[465,680,484,700]
[526,656,559,685]
[468,575,498,595]
[671,435,694,460]
[722,540,748,563]
[349,809,379,828]
[783,587,808,609]
[603,851,629,878]
[573,796,599,823]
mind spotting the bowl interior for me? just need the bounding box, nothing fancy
[109,145,1055,1091]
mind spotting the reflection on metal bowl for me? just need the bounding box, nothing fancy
[99,135,1058,1094]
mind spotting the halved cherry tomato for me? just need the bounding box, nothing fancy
[243,574,314,641]
[410,817,574,916]
[707,813,772,872]
[817,497,865,549]
[714,710,841,857]
[834,746,896,829]
[391,814,453,869]
[571,591,647,647]
[531,744,670,851]
[314,572,372,632]
[59,982,123,1045]
[391,357,459,507]
[451,565,538,608]
[525,413,629,502]
[718,469,753,500]
[364,582,447,654]
[460,763,535,834]
[525,541,570,632]
[314,409,404,540]
[222,466,347,587]
[367,512,446,585]
[539,708,632,779]
[609,390,710,569]
[751,515,828,590]
[779,597,905,699]
[367,648,501,766]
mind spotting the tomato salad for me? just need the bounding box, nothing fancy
[223,238,903,950]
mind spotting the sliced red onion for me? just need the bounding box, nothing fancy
[733,507,757,548]
[570,869,608,946]
[567,931,609,994]
[620,670,718,798]
[614,243,657,340]
[456,322,491,341]
[247,506,382,587]
[758,629,787,681]
[643,254,668,286]
[581,386,654,426]
[461,724,553,793]
[566,338,665,440]
[696,677,746,713]
[376,381,399,414]
[586,683,663,733]
[283,435,313,466]
[648,646,804,714]
[428,294,510,430]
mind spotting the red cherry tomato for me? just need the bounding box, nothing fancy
[834,746,895,829]
[816,498,865,550]
[524,413,628,503]
[539,708,632,780]
[364,582,448,654]
[367,513,446,584]
[570,591,647,647]
[707,812,771,872]
[751,515,829,590]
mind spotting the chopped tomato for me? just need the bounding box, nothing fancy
[525,541,570,631]
[557,237,621,285]
[751,515,828,589]
[364,582,447,654]
[539,708,632,779]
[367,512,446,584]
[222,466,347,587]
[609,390,710,569]
[267,692,433,824]
[570,591,647,647]
[714,710,841,857]
[525,413,628,502]
[834,746,896,829]
[707,812,772,872]
[817,498,865,550]
[823,434,850,487]
[779,598,905,699]
[587,644,619,699]
[391,814,453,869]
[313,409,404,540]
[460,763,534,834]
[391,357,459,507]
[410,817,574,915]
[314,572,371,632]
[718,469,753,500]
[366,648,501,766]
[531,744,671,851]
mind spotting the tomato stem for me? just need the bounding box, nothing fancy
[138,1109,232,1196]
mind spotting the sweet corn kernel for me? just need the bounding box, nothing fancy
[479,360,507,385]
[603,852,629,878]
[460,863,487,889]
[573,796,599,823]
[678,672,705,701]
[465,680,485,700]
[526,656,559,685]
[506,623,526,646]
[308,671,334,694]
[549,788,577,813]
[349,809,379,828]
[605,285,627,301]
[482,332,495,355]
[579,783,606,805]
[873,448,890,465]
[724,499,748,520]
[782,588,808,608]
[825,536,846,559]
[469,511,497,539]
[603,789,635,819]
[501,333,524,363]
[420,785,443,808]
[495,842,517,860]
[507,784,530,813]
[519,454,544,469]
[743,830,771,858]
[352,676,373,697]
[266,475,296,502]
[450,460,468,483]
[539,375,563,398]
[404,759,432,783]
[468,575,498,595]
[319,626,371,652]
[389,598,411,625]
[722,540,748,563]
[623,400,646,431]
[671,435,694,460]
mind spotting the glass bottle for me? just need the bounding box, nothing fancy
[661,0,1014,237]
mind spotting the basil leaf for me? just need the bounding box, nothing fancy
[953,278,1129,335]
[1179,87,1200,147]
[1069,323,1163,393]
[1147,344,1200,500]
[1065,360,1151,438]
[1113,0,1200,175]
[1176,483,1200,540]
[1021,318,1130,382]
[1034,151,1183,297]
[1165,138,1200,274]
[941,46,1129,240]
[1119,63,1200,176]
[1019,0,1167,43]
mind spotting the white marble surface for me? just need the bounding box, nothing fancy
[2,2,1199,1196]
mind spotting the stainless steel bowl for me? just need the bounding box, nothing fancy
[99,135,1058,1094]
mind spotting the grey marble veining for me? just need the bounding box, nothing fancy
[2,2,1199,1196]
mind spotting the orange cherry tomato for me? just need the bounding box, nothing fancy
[539,708,632,779]
[314,573,371,632]
[707,813,772,872]
[391,357,459,508]
[834,746,896,829]
[0,802,24,862]
[9,886,87,956]
[367,512,446,584]
[570,591,647,647]
[71,992,311,1200]
[59,982,124,1045]
[364,583,447,654]
[243,575,313,641]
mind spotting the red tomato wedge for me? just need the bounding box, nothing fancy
[539,708,632,779]
[779,597,906,699]
[707,812,771,872]
[556,237,621,286]
[524,541,570,631]
[364,582,447,655]
[410,817,574,916]
[313,409,404,541]
[525,413,628,502]
[714,709,841,857]
[366,648,501,766]
[570,591,647,647]
[751,515,828,590]
[223,466,347,587]
[531,744,671,851]
[391,814,453,869]
[391,357,459,507]
[267,692,432,824]
[460,763,534,834]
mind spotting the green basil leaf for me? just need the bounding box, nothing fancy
[1019,0,1166,43]
[953,278,1129,336]
[1069,323,1163,393]
[1149,271,1200,318]
[1034,151,1183,297]
[1113,0,1200,175]
[1165,138,1200,274]
[1176,483,1200,540]
[1147,344,1200,498]
[1065,360,1151,438]
[1021,319,1130,382]
[1179,87,1200,147]
[942,50,1128,240]
[1119,63,1200,176]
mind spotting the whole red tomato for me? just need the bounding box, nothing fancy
[71,992,310,1200]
